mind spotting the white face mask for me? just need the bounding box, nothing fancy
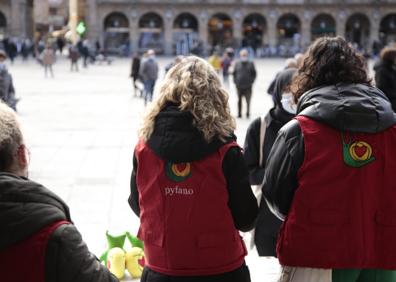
[0,62,6,71]
[281,93,297,114]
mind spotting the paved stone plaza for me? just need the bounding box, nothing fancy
[10,56,289,281]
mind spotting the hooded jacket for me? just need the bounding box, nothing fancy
[374,60,396,112]
[262,83,396,268]
[0,172,118,282]
[243,68,295,257]
[129,104,258,278]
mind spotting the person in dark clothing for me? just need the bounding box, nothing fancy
[0,101,118,282]
[243,67,296,257]
[129,56,258,282]
[374,47,396,112]
[233,49,257,118]
[130,53,141,97]
[56,37,65,55]
[0,50,18,111]
[263,36,396,282]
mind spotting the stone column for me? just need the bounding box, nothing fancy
[301,18,311,49]
[86,0,99,41]
[198,14,208,56]
[163,12,174,55]
[267,17,277,48]
[369,11,380,53]
[336,10,347,39]
[10,0,21,37]
[129,9,139,54]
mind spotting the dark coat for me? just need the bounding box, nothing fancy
[0,172,118,282]
[0,68,17,110]
[129,103,258,282]
[233,61,256,89]
[374,60,396,112]
[243,68,295,256]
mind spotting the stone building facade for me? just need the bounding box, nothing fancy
[1,0,396,55]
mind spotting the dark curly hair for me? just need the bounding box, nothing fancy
[291,36,371,102]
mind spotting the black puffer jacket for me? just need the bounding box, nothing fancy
[263,83,396,219]
[0,172,118,282]
[374,60,396,112]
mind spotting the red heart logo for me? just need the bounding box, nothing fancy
[176,163,187,171]
[354,144,367,158]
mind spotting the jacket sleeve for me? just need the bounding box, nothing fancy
[251,62,257,82]
[128,152,140,217]
[45,224,119,282]
[243,117,265,185]
[222,146,258,232]
[262,119,304,220]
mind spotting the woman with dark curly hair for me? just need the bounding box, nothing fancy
[262,36,396,282]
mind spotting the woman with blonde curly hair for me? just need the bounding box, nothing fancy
[129,56,258,282]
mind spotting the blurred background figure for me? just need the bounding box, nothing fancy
[140,49,158,106]
[164,55,184,74]
[208,51,222,74]
[42,44,56,78]
[232,49,257,119]
[130,53,142,97]
[68,44,80,72]
[221,48,234,87]
[0,50,18,111]
[374,47,396,112]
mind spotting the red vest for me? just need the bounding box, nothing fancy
[135,140,247,276]
[0,220,68,282]
[277,116,396,269]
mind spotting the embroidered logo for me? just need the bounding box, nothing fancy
[342,133,375,168]
[165,162,191,182]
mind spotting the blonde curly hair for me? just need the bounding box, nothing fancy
[139,56,235,143]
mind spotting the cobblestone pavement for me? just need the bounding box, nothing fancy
[9,56,290,281]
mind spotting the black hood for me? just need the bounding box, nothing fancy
[297,83,396,133]
[147,104,236,163]
[272,68,297,109]
[0,173,71,250]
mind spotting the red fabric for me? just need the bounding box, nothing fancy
[135,140,247,276]
[277,115,396,269]
[0,220,69,282]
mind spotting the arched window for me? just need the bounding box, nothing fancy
[345,13,370,51]
[380,14,396,45]
[277,13,301,47]
[103,12,130,55]
[0,11,7,36]
[311,13,336,40]
[208,13,233,49]
[173,13,199,55]
[138,12,164,54]
[243,13,266,51]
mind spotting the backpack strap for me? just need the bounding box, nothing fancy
[259,115,267,167]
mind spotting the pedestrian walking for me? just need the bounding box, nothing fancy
[129,56,258,282]
[42,45,55,78]
[374,47,396,112]
[140,49,158,106]
[0,101,118,282]
[68,45,80,72]
[130,53,141,97]
[0,50,18,111]
[243,67,296,257]
[208,51,222,74]
[263,36,396,282]
[221,50,233,86]
[232,49,257,118]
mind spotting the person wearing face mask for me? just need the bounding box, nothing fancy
[232,49,257,118]
[0,101,118,282]
[0,50,18,111]
[374,47,396,112]
[243,67,296,257]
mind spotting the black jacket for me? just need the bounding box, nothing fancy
[244,68,295,256]
[129,104,258,232]
[0,172,118,282]
[263,83,396,220]
[233,61,257,89]
[374,60,396,112]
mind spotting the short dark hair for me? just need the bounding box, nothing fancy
[291,36,371,102]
